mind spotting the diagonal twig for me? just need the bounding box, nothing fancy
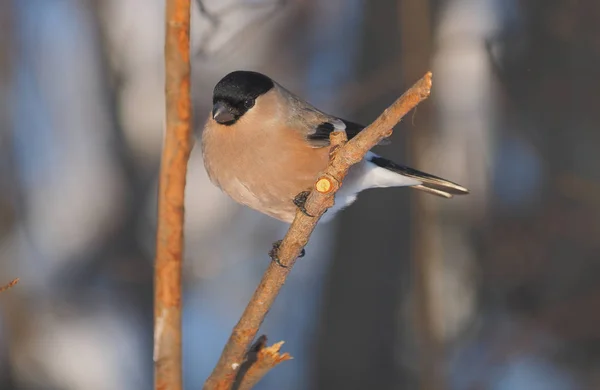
[203,72,433,390]
[0,278,19,293]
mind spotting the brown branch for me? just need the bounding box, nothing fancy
[231,335,293,390]
[203,72,433,390]
[0,278,19,293]
[154,1,192,390]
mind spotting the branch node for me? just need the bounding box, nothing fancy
[315,177,334,193]
[330,130,348,146]
[232,336,293,390]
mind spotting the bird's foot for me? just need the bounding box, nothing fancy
[293,191,315,217]
[269,240,305,268]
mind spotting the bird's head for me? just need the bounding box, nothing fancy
[211,70,274,126]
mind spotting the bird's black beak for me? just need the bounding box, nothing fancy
[212,101,235,124]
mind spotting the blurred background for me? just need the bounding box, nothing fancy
[1,0,600,389]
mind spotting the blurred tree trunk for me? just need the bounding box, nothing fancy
[313,1,413,389]
[479,0,600,386]
[0,1,15,388]
[0,0,16,235]
[399,0,446,389]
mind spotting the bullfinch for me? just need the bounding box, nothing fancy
[202,70,468,225]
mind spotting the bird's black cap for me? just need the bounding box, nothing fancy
[212,71,274,125]
[213,71,274,104]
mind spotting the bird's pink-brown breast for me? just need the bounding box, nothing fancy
[201,89,329,222]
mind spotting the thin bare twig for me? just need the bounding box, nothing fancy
[154,1,192,390]
[0,278,19,293]
[203,72,433,390]
[231,335,292,390]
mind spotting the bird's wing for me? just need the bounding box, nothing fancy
[306,118,367,143]
[305,116,392,148]
[278,85,390,148]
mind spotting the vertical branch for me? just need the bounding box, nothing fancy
[399,0,445,390]
[155,1,192,390]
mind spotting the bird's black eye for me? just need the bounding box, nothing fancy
[244,99,255,109]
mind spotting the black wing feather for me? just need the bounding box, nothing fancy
[341,119,366,140]
[307,122,336,142]
[307,119,390,145]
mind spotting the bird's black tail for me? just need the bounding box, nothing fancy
[369,155,469,198]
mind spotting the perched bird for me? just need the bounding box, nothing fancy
[201,70,468,226]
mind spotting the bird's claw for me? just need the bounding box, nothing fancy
[269,240,305,268]
[293,191,315,217]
